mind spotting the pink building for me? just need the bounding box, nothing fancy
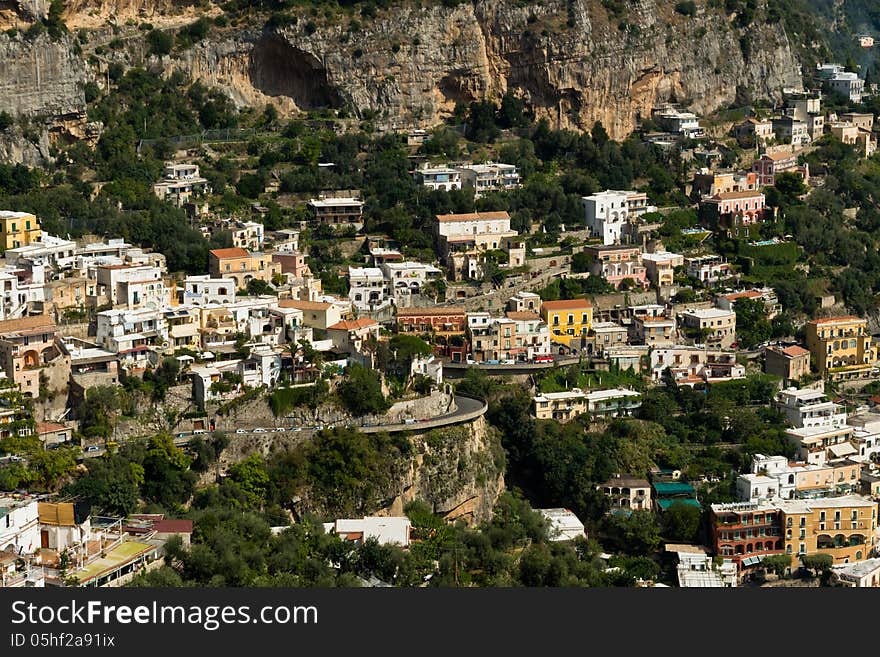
[751,152,809,187]
[701,190,773,236]
[272,251,311,278]
[582,245,648,290]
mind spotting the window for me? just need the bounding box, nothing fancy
[568,314,574,325]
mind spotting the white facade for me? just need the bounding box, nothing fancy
[414,165,462,191]
[380,261,443,296]
[348,266,391,312]
[775,386,847,430]
[685,255,733,284]
[5,233,77,269]
[0,496,40,556]
[458,162,521,197]
[182,275,236,306]
[582,191,630,245]
[828,72,865,103]
[95,308,168,354]
[435,214,512,239]
[231,221,265,251]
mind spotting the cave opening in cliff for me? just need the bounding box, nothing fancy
[249,34,342,111]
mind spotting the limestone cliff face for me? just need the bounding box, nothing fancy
[172,0,803,139]
[0,0,804,157]
[0,32,88,119]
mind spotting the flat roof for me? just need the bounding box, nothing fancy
[435,211,510,223]
[542,298,592,310]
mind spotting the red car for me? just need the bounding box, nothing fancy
[533,356,554,363]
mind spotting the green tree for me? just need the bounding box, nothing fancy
[338,364,390,416]
[761,553,792,578]
[147,29,173,56]
[801,553,833,576]
[661,501,702,543]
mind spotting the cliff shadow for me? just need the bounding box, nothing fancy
[248,33,342,110]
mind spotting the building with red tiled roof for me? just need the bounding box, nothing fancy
[765,344,811,383]
[35,422,71,446]
[326,316,381,355]
[208,248,280,291]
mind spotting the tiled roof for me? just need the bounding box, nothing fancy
[0,314,56,334]
[209,247,249,259]
[327,318,378,331]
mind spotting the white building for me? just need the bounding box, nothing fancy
[380,261,443,300]
[457,162,521,197]
[89,263,168,310]
[685,255,733,284]
[95,308,168,355]
[0,495,40,556]
[582,191,631,245]
[775,386,847,430]
[323,517,412,547]
[231,221,265,251]
[652,106,705,138]
[586,388,642,418]
[831,558,880,587]
[153,163,210,207]
[670,547,737,587]
[413,164,462,191]
[536,508,586,542]
[5,233,77,269]
[828,72,865,103]
[348,266,391,312]
[181,275,236,306]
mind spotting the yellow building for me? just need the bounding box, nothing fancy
[805,316,876,381]
[780,496,877,564]
[541,298,593,349]
[0,211,41,252]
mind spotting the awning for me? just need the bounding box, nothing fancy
[827,442,857,458]
[741,556,764,567]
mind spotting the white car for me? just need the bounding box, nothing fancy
[235,429,248,434]
[193,429,207,435]
[290,427,302,432]
[252,428,267,433]
[272,427,286,432]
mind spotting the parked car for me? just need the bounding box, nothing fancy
[176,432,188,438]
[192,429,207,435]
[290,427,302,432]
[85,446,101,453]
[501,359,515,365]
[404,418,417,425]
[252,428,267,433]
[534,356,554,363]
[272,427,286,432]
[235,429,248,434]
[9,454,25,462]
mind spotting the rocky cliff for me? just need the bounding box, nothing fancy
[171,0,804,138]
[0,1,804,151]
